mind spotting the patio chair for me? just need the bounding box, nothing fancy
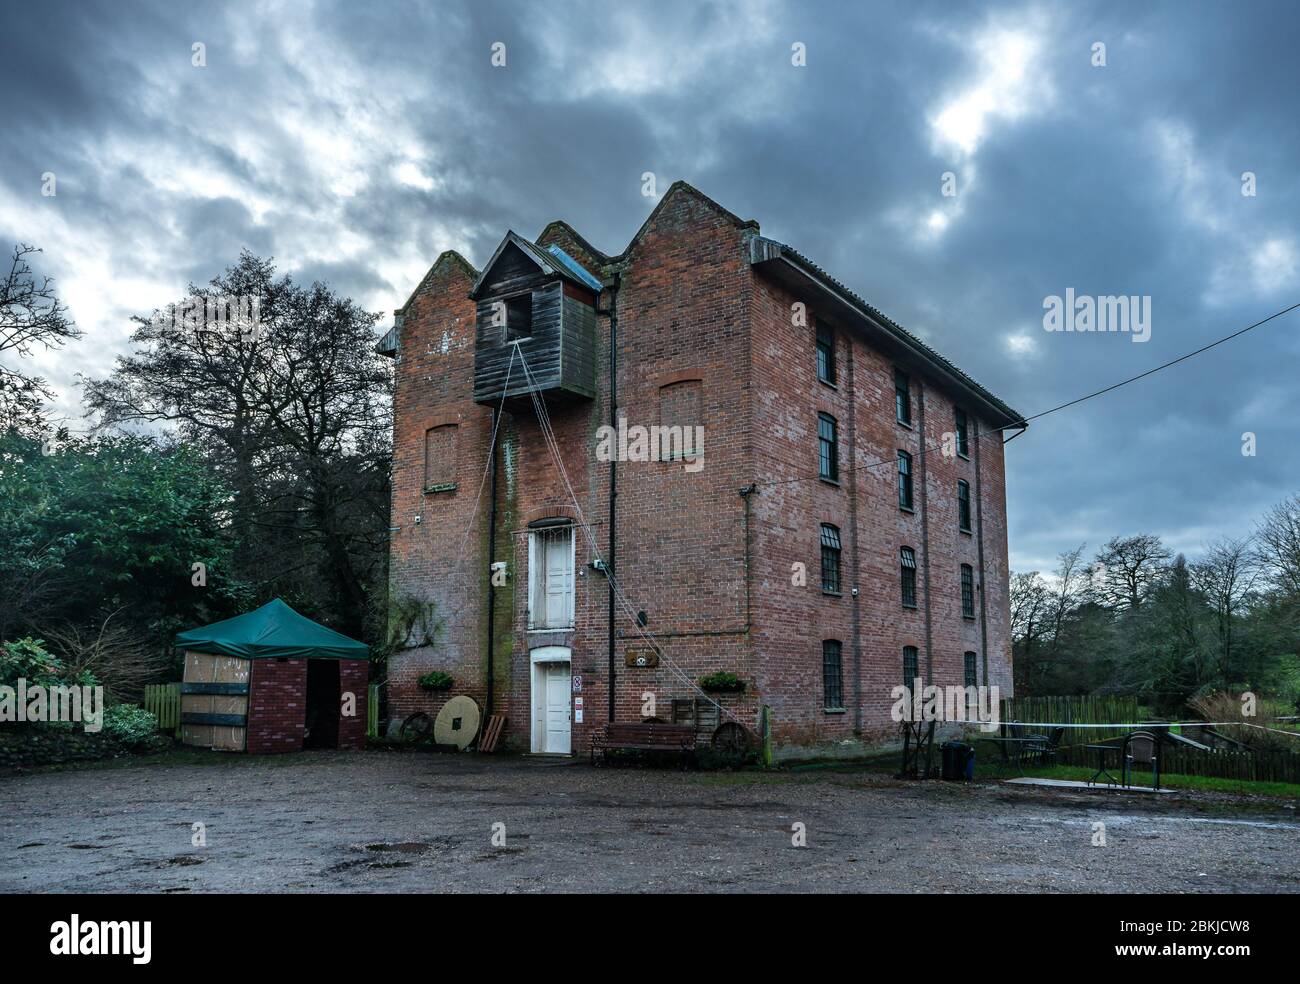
[1122,730,1162,789]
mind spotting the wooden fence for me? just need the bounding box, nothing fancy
[367,683,380,739]
[1001,694,1140,743]
[143,682,181,735]
[1056,741,1300,784]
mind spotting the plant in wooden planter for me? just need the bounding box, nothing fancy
[698,671,745,694]
[417,671,454,692]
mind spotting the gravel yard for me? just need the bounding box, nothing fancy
[3,750,1298,893]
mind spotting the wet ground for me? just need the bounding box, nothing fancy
[3,750,1298,893]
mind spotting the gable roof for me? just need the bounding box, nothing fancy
[610,180,758,265]
[469,230,602,299]
[174,598,369,661]
[377,250,479,357]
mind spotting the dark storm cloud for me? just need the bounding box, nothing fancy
[0,0,1296,571]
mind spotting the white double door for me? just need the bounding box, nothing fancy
[531,649,571,754]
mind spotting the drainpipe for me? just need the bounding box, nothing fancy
[485,404,501,718]
[918,379,934,686]
[845,346,863,735]
[602,273,622,723]
[974,418,990,687]
[739,483,757,629]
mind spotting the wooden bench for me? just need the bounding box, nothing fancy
[591,722,697,767]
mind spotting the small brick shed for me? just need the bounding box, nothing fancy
[174,599,369,754]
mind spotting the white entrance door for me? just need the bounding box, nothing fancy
[544,662,571,754]
[530,647,572,754]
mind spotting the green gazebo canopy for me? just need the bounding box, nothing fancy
[174,598,369,661]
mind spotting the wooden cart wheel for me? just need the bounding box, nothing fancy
[399,712,433,742]
[711,722,752,766]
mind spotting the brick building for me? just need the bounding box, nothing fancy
[380,182,1024,758]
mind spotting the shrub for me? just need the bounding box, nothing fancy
[1189,691,1296,752]
[0,637,96,690]
[101,704,159,746]
[698,671,745,694]
[417,671,454,692]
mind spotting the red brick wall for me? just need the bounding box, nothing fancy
[247,658,306,754]
[385,183,1014,757]
[245,658,369,753]
[747,272,1012,752]
[386,252,493,726]
[338,660,369,750]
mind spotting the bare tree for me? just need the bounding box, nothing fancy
[1010,570,1051,648]
[1093,533,1171,611]
[1256,494,1300,596]
[1048,544,1092,658]
[0,244,80,433]
[41,608,171,703]
[85,252,392,638]
[1191,537,1260,686]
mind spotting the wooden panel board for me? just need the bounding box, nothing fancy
[479,714,507,753]
[181,650,250,751]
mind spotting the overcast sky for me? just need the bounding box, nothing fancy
[3,0,1297,574]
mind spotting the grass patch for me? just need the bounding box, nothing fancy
[785,746,1300,798]
[972,758,1300,797]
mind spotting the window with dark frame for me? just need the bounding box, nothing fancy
[961,564,975,618]
[897,450,913,510]
[529,522,575,630]
[816,320,836,385]
[818,413,839,482]
[900,546,917,608]
[958,479,972,532]
[822,640,844,710]
[955,407,969,457]
[820,524,842,594]
[894,369,911,425]
[903,645,919,688]
[964,651,978,688]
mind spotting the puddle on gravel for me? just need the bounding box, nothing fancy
[364,842,432,854]
[1024,813,1300,832]
[160,855,207,867]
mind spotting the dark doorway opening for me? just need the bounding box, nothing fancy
[304,659,340,749]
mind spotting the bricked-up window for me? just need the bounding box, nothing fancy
[897,450,913,510]
[658,379,702,459]
[818,413,839,482]
[895,369,911,425]
[903,645,919,688]
[900,546,917,608]
[820,524,842,594]
[424,424,457,491]
[957,479,972,532]
[961,564,975,619]
[504,293,532,341]
[529,522,574,629]
[964,651,978,688]
[955,407,970,457]
[822,640,844,710]
[816,320,837,385]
